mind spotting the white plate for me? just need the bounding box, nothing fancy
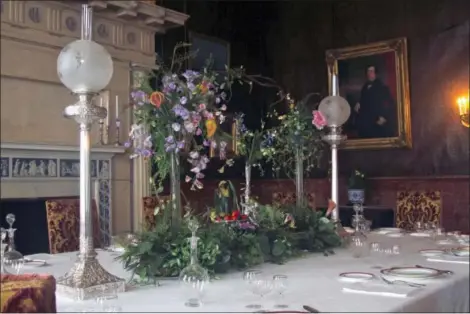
[381,267,440,279]
[447,247,470,257]
[386,232,404,238]
[374,228,401,235]
[436,239,455,245]
[344,227,354,234]
[420,249,444,257]
[410,232,431,237]
[339,272,375,283]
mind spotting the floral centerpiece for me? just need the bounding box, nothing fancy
[127,44,245,229]
[263,94,327,209]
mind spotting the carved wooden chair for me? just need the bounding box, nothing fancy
[45,198,101,254]
[0,274,57,313]
[272,192,316,209]
[396,190,442,230]
[142,196,171,231]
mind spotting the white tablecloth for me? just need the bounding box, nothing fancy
[22,234,469,313]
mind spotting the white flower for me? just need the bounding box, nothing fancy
[172,123,181,132]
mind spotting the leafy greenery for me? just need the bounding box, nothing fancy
[118,200,341,283]
[263,94,326,179]
[348,169,366,189]
[281,202,341,255]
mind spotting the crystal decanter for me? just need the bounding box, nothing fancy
[348,205,369,258]
[3,214,25,274]
[178,219,210,307]
[1,228,9,274]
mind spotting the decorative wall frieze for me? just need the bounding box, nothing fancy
[0,143,124,179]
[0,143,124,244]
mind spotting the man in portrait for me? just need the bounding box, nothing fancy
[354,65,396,138]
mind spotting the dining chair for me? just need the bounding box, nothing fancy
[45,198,102,254]
[0,274,57,313]
[142,196,171,231]
[395,190,441,230]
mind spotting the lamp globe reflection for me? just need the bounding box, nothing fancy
[318,95,351,127]
[57,39,113,93]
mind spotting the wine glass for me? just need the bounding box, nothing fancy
[272,274,288,308]
[243,269,263,309]
[251,278,272,308]
[96,294,122,312]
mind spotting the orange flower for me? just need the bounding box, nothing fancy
[205,119,217,138]
[149,91,165,108]
[199,82,209,94]
[326,199,337,217]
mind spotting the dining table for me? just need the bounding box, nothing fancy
[18,232,470,313]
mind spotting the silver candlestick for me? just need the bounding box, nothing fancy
[114,119,122,146]
[56,4,124,299]
[319,70,351,227]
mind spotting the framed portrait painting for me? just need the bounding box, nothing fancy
[325,37,412,150]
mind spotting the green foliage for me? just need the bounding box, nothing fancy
[119,201,341,283]
[348,169,366,189]
[282,203,342,255]
[263,95,325,179]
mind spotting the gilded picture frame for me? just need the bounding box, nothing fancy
[209,115,238,158]
[326,37,412,150]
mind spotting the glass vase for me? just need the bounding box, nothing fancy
[179,221,210,307]
[169,151,182,231]
[295,145,304,209]
[244,163,252,204]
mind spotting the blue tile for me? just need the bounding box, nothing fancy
[11,158,57,177]
[60,159,97,177]
[98,160,110,178]
[1,157,9,177]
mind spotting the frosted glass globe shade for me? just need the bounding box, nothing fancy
[318,95,351,127]
[57,39,113,93]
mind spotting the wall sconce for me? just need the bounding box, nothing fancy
[457,94,469,127]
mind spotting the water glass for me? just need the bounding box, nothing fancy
[272,274,288,308]
[95,294,122,312]
[434,228,446,242]
[415,221,424,232]
[243,269,263,309]
[251,279,272,300]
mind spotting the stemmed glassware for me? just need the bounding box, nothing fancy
[95,293,122,312]
[272,274,288,308]
[243,269,263,309]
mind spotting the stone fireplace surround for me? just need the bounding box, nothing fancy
[0,142,125,252]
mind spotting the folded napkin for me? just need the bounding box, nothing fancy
[342,282,417,298]
[427,256,469,264]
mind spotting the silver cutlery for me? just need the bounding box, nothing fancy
[303,305,321,313]
[380,276,425,288]
[23,258,48,266]
[415,264,453,276]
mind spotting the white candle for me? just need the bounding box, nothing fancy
[115,95,119,119]
[100,97,103,107]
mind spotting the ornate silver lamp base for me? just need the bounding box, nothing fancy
[57,254,125,300]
